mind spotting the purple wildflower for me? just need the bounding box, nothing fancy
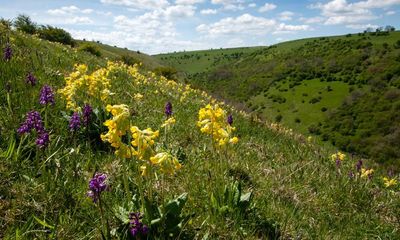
[26,72,37,86]
[82,104,93,126]
[87,173,108,203]
[129,212,148,237]
[165,102,173,117]
[3,43,12,61]
[69,112,81,131]
[355,160,363,173]
[17,111,44,134]
[227,114,233,125]
[39,85,55,105]
[335,159,341,168]
[36,131,50,148]
[348,171,354,179]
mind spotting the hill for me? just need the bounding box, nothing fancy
[156,31,400,169]
[0,25,399,239]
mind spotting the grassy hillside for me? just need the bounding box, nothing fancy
[158,31,400,169]
[76,40,164,70]
[1,26,399,239]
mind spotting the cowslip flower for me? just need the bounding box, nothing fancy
[134,93,143,101]
[87,173,108,203]
[39,85,55,105]
[130,126,159,159]
[382,177,397,188]
[82,104,93,126]
[361,168,374,179]
[3,43,12,61]
[165,102,173,117]
[26,72,37,86]
[331,152,345,162]
[161,117,176,128]
[150,152,182,175]
[129,212,148,237]
[69,112,81,131]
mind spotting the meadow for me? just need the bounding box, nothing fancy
[0,23,399,239]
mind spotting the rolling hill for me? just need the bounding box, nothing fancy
[156,31,400,169]
[0,21,399,239]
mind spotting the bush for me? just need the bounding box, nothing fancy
[78,43,101,57]
[38,25,74,46]
[294,117,301,123]
[275,114,282,122]
[120,54,140,66]
[14,14,37,34]
[154,67,177,79]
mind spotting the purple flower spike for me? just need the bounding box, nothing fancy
[82,104,93,126]
[129,212,148,237]
[18,111,44,134]
[69,112,81,131]
[36,131,50,148]
[26,72,37,86]
[3,43,12,61]
[356,160,363,173]
[39,85,55,105]
[348,171,354,179]
[335,159,341,168]
[227,114,233,125]
[87,173,108,203]
[165,102,173,117]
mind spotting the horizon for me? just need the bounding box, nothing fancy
[1,0,400,54]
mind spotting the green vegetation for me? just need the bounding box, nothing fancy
[1,20,399,239]
[158,31,400,170]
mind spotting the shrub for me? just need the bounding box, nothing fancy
[38,25,74,46]
[294,117,301,123]
[154,67,177,79]
[13,14,37,34]
[78,43,101,57]
[120,54,140,66]
[275,114,282,122]
[321,107,328,112]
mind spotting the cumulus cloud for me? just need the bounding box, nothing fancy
[279,11,294,21]
[201,9,218,15]
[346,23,379,29]
[211,0,246,11]
[310,0,400,25]
[100,0,170,10]
[259,3,277,13]
[386,10,396,15]
[175,0,204,4]
[47,5,93,15]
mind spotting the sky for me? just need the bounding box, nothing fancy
[1,0,400,54]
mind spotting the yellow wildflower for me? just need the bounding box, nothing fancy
[331,151,345,161]
[150,152,182,175]
[383,177,398,188]
[134,93,143,101]
[161,117,176,128]
[361,168,374,179]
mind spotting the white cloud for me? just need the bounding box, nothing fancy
[259,3,277,13]
[386,10,396,15]
[197,14,276,35]
[248,3,256,8]
[310,0,400,25]
[273,23,310,34]
[66,16,93,24]
[211,0,245,11]
[100,0,170,10]
[279,11,294,21]
[346,23,378,29]
[201,9,218,15]
[175,0,204,4]
[47,5,93,15]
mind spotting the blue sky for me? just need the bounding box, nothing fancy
[1,0,399,54]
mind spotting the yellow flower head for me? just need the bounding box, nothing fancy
[161,117,176,128]
[331,152,345,161]
[150,152,182,175]
[383,177,398,188]
[130,126,159,159]
[361,168,374,179]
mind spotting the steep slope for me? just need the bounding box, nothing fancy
[157,31,400,169]
[0,28,399,239]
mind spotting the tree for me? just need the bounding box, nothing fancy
[384,25,395,32]
[38,25,75,46]
[13,14,37,34]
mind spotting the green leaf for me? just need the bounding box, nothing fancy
[33,215,54,229]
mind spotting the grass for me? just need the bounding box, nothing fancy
[0,28,399,239]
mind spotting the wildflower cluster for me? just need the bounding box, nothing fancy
[39,85,55,105]
[87,173,108,203]
[129,212,148,237]
[3,43,12,61]
[197,103,238,146]
[130,126,159,159]
[100,104,132,158]
[26,72,37,86]
[150,152,182,175]
[58,62,119,110]
[69,112,81,131]
[18,111,49,148]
